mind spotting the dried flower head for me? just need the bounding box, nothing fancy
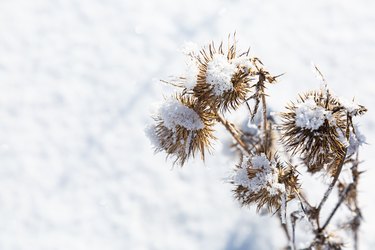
[312,231,345,250]
[280,90,348,174]
[146,94,215,166]
[192,39,254,112]
[232,153,299,212]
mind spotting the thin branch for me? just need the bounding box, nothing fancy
[260,82,269,152]
[320,183,354,231]
[278,211,291,243]
[216,113,252,156]
[316,150,347,215]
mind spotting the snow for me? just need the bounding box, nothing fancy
[158,98,204,131]
[295,97,332,130]
[234,154,285,196]
[231,56,253,70]
[243,119,259,135]
[340,97,363,115]
[347,125,366,156]
[0,0,374,250]
[206,54,236,95]
[251,154,270,169]
[184,58,199,90]
[280,193,286,224]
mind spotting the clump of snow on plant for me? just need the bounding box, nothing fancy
[340,97,362,116]
[231,56,253,70]
[180,42,200,90]
[347,125,366,155]
[242,119,259,136]
[184,58,199,90]
[295,97,332,130]
[233,154,285,196]
[159,98,204,131]
[336,125,366,156]
[206,54,236,96]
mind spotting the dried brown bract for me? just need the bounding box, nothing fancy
[147,94,216,166]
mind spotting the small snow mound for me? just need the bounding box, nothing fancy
[295,98,332,130]
[206,54,236,96]
[231,56,253,70]
[251,154,270,169]
[340,97,362,115]
[159,98,204,131]
[234,154,285,196]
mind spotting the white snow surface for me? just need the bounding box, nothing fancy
[158,98,204,131]
[0,0,374,250]
[206,53,236,95]
[295,97,332,130]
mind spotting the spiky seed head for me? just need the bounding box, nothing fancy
[232,153,299,212]
[192,40,254,112]
[280,90,348,174]
[313,231,345,250]
[146,94,216,166]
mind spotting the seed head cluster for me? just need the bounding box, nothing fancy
[233,153,299,212]
[147,35,368,249]
[281,90,352,174]
[147,94,215,166]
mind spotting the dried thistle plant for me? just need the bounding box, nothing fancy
[146,35,368,250]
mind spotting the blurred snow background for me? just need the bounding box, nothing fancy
[0,0,374,249]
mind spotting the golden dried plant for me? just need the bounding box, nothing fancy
[147,94,216,166]
[147,35,368,250]
[193,39,254,112]
[280,90,348,174]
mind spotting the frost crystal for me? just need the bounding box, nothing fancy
[295,98,332,130]
[234,154,285,196]
[206,54,236,96]
[159,99,204,131]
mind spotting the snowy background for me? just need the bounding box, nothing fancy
[0,0,374,249]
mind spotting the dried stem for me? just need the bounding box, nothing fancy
[216,113,252,155]
[316,150,347,226]
[259,74,269,152]
[278,211,291,243]
[351,152,361,250]
[321,183,354,231]
[291,217,297,250]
